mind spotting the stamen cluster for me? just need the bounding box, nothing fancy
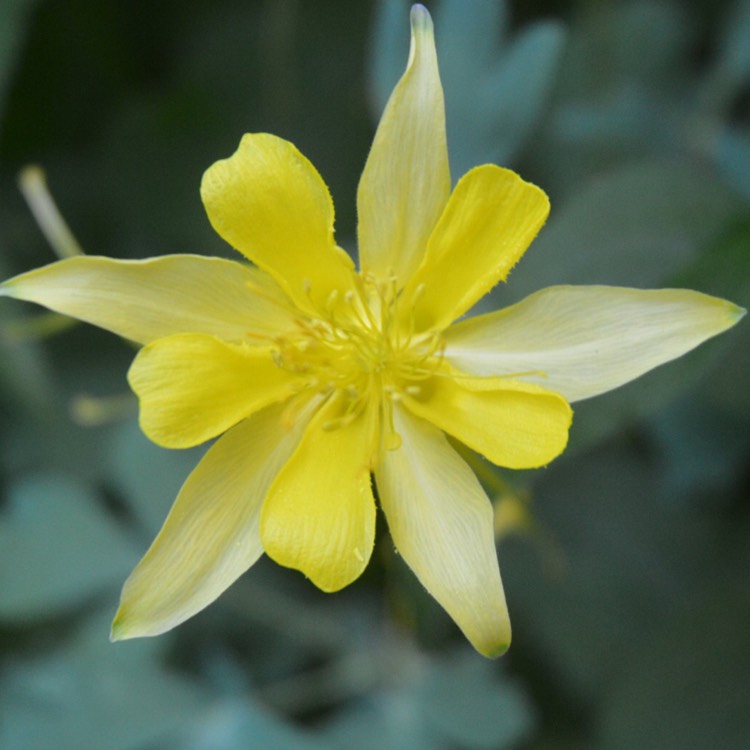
[272,276,444,444]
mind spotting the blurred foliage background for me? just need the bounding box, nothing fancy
[1,0,749,748]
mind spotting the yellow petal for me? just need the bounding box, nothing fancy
[0,254,295,344]
[445,285,746,402]
[111,400,313,640]
[377,404,511,657]
[358,4,451,287]
[260,393,377,592]
[403,165,549,332]
[201,133,357,314]
[401,367,572,469]
[128,333,299,449]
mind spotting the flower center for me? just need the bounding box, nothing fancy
[272,274,443,445]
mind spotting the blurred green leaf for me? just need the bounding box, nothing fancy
[591,0,691,88]
[368,0,411,115]
[502,435,748,703]
[326,685,434,750]
[527,1,734,196]
[1,609,328,750]
[502,447,658,702]
[598,583,750,750]
[703,0,750,114]
[0,234,57,411]
[323,649,534,750]
[105,417,205,536]
[420,653,535,749]
[503,160,745,302]
[712,127,750,201]
[648,397,750,503]
[0,473,137,619]
[444,18,566,175]
[0,613,205,750]
[182,699,326,750]
[435,0,510,76]
[0,347,132,483]
[0,303,56,414]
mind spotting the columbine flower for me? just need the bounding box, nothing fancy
[0,5,743,657]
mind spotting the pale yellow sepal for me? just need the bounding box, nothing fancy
[377,404,511,658]
[201,133,357,315]
[128,333,300,449]
[260,393,377,592]
[403,165,550,331]
[402,366,572,469]
[445,285,746,402]
[358,4,451,287]
[0,254,295,344]
[111,401,312,640]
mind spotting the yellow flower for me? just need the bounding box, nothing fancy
[1,5,744,657]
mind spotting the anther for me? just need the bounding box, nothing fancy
[326,289,339,310]
[322,412,358,431]
[384,431,402,450]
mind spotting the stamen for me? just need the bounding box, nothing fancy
[321,382,369,431]
[270,268,454,453]
[18,165,85,259]
[385,431,402,450]
[325,289,340,311]
[347,284,380,332]
[382,397,402,450]
[322,408,360,432]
